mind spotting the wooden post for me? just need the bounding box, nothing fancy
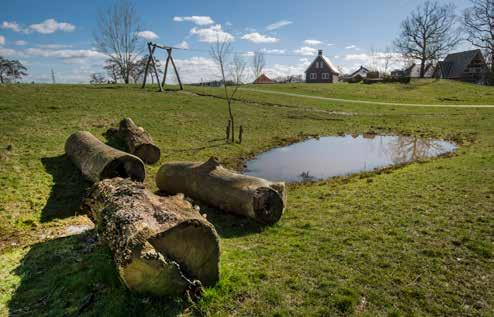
[168,48,183,90]
[161,55,171,89]
[141,42,154,89]
[149,44,163,92]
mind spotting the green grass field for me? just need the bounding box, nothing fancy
[0,81,493,316]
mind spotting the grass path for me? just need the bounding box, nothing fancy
[239,87,494,108]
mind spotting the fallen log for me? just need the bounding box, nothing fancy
[155,157,286,225]
[82,178,220,297]
[106,118,161,164]
[65,131,145,182]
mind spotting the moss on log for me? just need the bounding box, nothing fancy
[155,157,286,225]
[107,118,161,164]
[82,178,220,296]
[65,131,145,183]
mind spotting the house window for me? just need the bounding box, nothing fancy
[310,73,317,79]
[322,73,329,79]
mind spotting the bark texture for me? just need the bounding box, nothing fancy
[82,178,220,296]
[156,157,286,225]
[65,131,145,182]
[108,118,161,164]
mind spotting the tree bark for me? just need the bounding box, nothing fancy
[65,131,145,183]
[82,178,220,296]
[155,157,286,225]
[107,118,161,164]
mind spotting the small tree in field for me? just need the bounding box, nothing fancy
[210,36,246,143]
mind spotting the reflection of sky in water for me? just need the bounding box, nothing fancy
[244,135,456,183]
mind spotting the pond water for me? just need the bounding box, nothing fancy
[244,135,457,183]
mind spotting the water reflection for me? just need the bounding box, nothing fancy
[244,135,456,183]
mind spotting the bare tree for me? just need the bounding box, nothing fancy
[394,1,460,78]
[252,50,266,79]
[94,0,142,84]
[463,0,494,71]
[90,73,106,84]
[103,59,120,83]
[210,37,245,143]
[368,46,380,72]
[0,57,27,83]
[381,46,396,75]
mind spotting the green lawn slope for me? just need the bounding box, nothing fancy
[0,84,492,316]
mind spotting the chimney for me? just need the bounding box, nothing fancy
[318,49,323,56]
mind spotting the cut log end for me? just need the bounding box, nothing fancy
[135,144,161,165]
[100,155,145,182]
[119,242,191,296]
[150,219,220,287]
[253,187,284,225]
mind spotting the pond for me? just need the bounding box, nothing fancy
[244,135,457,183]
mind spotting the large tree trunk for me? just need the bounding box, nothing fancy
[82,178,220,296]
[65,131,145,182]
[107,118,161,164]
[156,157,286,225]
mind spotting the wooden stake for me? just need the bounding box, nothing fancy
[238,125,243,144]
[226,120,231,142]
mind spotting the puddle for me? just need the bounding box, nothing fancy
[244,135,456,182]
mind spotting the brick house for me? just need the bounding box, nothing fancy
[305,50,339,83]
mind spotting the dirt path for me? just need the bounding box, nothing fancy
[239,88,494,108]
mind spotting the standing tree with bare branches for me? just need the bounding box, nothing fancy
[94,0,142,84]
[394,1,460,78]
[210,37,246,143]
[463,0,494,71]
[252,50,266,80]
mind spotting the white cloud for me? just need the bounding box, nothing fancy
[173,16,214,26]
[327,43,335,46]
[175,41,189,49]
[344,53,369,61]
[294,46,317,56]
[37,44,72,49]
[173,56,219,83]
[0,47,17,56]
[1,21,22,32]
[261,48,286,54]
[345,45,359,50]
[304,39,322,46]
[190,24,234,43]
[29,19,75,34]
[0,35,5,45]
[14,40,27,46]
[136,30,159,40]
[243,51,255,57]
[266,20,292,31]
[241,32,279,43]
[25,48,105,59]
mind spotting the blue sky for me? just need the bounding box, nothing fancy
[1,0,473,83]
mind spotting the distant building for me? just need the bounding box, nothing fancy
[253,74,274,84]
[434,49,488,84]
[305,50,339,83]
[404,63,435,78]
[391,69,406,78]
[348,66,369,80]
